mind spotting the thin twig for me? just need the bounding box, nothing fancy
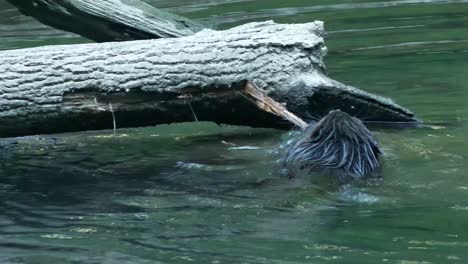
[186,99,199,122]
[109,102,117,134]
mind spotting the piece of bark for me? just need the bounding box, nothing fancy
[6,0,207,42]
[0,21,416,137]
[244,81,307,129]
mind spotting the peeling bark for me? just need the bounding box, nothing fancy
[0,21,416,137]
[6,0,207,42]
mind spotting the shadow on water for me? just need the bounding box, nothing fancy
[0,125,304,211]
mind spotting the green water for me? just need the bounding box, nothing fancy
[1,0,468,263]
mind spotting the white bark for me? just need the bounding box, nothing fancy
[0,21,415,137]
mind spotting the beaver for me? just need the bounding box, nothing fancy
[283,110,381,183]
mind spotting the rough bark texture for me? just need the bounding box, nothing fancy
[0,21,416,137]
[6,0,207,42]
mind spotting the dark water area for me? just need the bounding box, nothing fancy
[1,0,468,263]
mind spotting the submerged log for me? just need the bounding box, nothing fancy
[0,21,416,137]
[6,0,207,42]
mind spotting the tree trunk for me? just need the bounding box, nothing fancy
[6,0,207,42]
[0,21,416,138]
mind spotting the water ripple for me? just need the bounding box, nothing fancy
[207,0,468,24]
[350,39,468,51]
[329,25,425,34]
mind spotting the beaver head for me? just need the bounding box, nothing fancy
[284,110,381,182]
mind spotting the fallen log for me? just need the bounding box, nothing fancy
[6,0,207,42]
[0,21,416,138]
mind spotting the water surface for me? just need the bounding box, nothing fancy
[1,0,468,263]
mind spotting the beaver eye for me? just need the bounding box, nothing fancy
[372,145,382,155]
[310,129,321,139]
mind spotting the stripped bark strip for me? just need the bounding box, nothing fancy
[244,82,308,129]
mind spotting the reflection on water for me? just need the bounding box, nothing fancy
[1,0,468,263]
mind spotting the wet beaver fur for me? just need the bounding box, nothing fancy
[284,110,381,182]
